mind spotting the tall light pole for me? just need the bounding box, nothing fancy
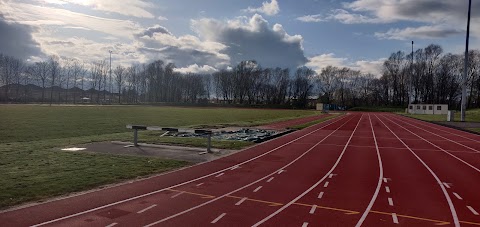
[109,50,113,104]
[461,0,471,122]
[410,40,414,105]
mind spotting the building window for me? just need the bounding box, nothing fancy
[416,105,420,110]
[429,106,433,110]
[423,105,426,110]
[409,105,413,109]
[437,106,442,110]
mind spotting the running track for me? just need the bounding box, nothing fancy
[1,113,480,226]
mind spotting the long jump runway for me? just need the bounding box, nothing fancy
[1,113,480,226]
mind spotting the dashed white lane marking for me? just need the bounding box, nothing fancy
[277,169,285,174]
[467,206,479,215]
[453,192,463,200]
[329,174,336,178]
[318,192,324,199]
[383,178,390,183]
[137,204,157,214]
[171,191,184,198]
[309,205,317,214]
[230,165,239,170]
[443,182,451,189]
[196,183,204,187]
[323,182,329,188]
[385,186,390,193]
[267,177,274,183]
[211,213,227,224]
[388,197,394,206]
[253,186,263,192]
[235,197,248,206]
[215,173,224,178]
[105,223,118,227]
[392,213,399,224]
[302,222,309,227]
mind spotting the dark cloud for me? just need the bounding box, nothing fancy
[0,15,43,59]
[193,14,307,69]
[138,46,223,68]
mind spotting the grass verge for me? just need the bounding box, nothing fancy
[349,106,405,112]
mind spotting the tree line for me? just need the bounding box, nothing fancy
[1,43,479,109]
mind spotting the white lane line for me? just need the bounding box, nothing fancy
[277,169,285,174]
[385,186,390,193]
[252,114,364,227]
[467,206,479,215]
[355,114,385,227]
[267,177,274,182]
[323,182,329,188]
[443,182,451,189]
[31,115,350,227]
[383,178,389,183]
[230,165,239,170]
[452,192,463,200]
[328,174,335,178]
[196,183,204,187]
[171,191,184,198]
[211,213,227,224]
[388,197,394,206]
[144,115,357,227]
[253,186,263,192]
[105,223,118,227]
[302,222,309,227]
[384,115,480,174]
[137,204,157,214]
[215,173,224,178]
[309,205,317,214]
[318,192,324,199]
[392,213,399,224]
[375,114,460,227]
[235,197,248,206]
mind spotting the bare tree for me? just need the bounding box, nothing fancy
[114,65,125,104]
[49,56,60,105]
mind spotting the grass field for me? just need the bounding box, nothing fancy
[400,108,480,132]
[0,105,319,208]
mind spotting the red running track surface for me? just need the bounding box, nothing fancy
[257,114,332,130]
[1,113,480,227]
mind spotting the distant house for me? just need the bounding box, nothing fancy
[408,104,448,115]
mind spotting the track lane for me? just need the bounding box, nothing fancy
[0,115,349,227]
[380,114,480,224]
[360,113,458,226]
[136,114,361,226]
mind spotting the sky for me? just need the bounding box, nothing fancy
[0,0,479,76]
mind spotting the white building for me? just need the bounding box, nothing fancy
[407,104,448,115]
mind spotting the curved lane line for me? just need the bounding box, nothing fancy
[251,114,364,227]
[31,115,348,227]
[354,114,384,227]
[142,114,358,227]
[374,114,460,227]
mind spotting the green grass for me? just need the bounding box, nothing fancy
[290,114,341,130]
[400,108,480,133]
[0,105,318,209]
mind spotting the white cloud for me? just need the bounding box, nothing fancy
[39,0,155,18]
[375,25,464,40]
[191,14,306,68]
[157,16,168,21]
[296,14,324,23]
[245,0,280,16]
[0,1,142,38]
[326,9,382,24]
[173,64,218,74]
[306,53,384,76]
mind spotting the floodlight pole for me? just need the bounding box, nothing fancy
[109,50,113,104]
[461,0,471,122]
[410,41,414,105]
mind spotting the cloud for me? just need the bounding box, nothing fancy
[375,25,464,40]
[306,53,384,76]
[136,25,172,38]
[0,1,142,38]
[191,14,307,69]
[245,0,280,16]
[173,64,218,74]
[326,9,382,24]
[0,15,43,59]
[41,0,155,18]
[157,16,168,21]
[296,14,324,23]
